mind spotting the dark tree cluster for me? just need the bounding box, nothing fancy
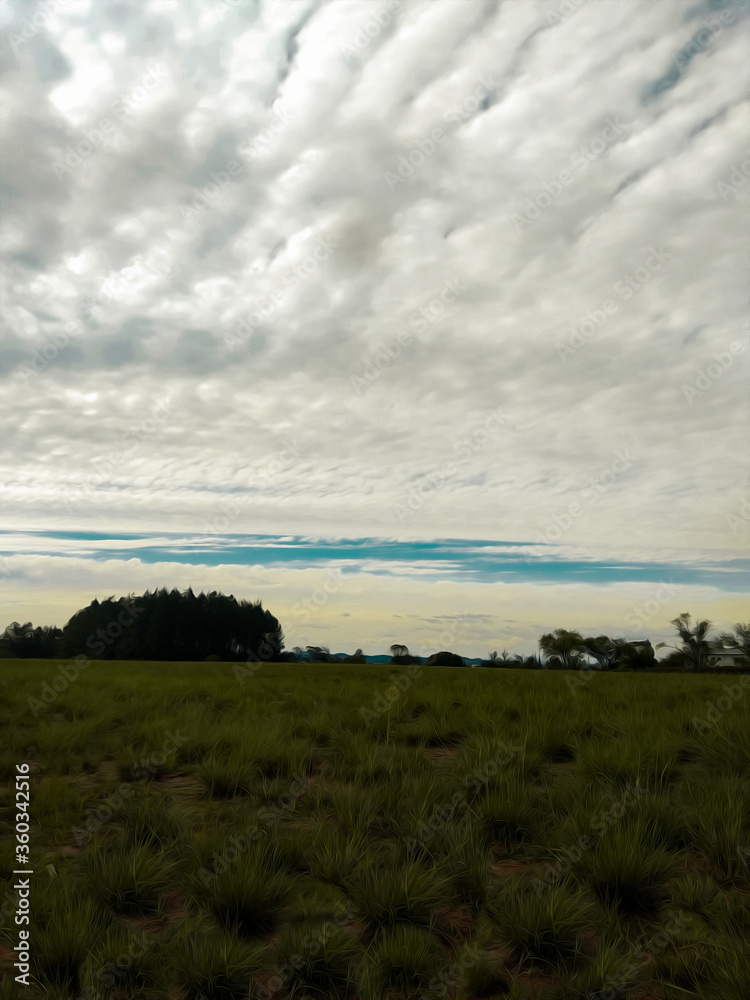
[1,601,747,673]
[1,588,283,663]
[0,622,63,658]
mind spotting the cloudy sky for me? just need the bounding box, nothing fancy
[0,0,748,657]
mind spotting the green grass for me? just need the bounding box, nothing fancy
[195,839,306,937]
[168,921,268,1000]
[275,919,360,997]
[79,838,181,916]
[345,854,454,934]
[1,658,749,999]
[487,875,598,970]
[357,923,448,999]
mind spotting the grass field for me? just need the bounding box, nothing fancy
[1,660,750,999]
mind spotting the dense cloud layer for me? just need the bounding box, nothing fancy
[0,0,748,648]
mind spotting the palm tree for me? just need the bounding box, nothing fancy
[538,629,585,669]
[657,613,716,671]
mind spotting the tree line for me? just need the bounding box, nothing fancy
[0,594,747,673]
[0,589,283,662]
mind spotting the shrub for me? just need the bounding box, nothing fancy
[487,876,597,970]
[346,856,453,933]
[275,920,360,998]
[358,923,448,1000]
[169,923,268,1000]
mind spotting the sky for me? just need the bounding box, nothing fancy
[0,0,748,658]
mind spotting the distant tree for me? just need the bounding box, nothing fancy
[538,629,585,669]
[390,643,417,665]
[344,647,366,663]
[61,589,283,662]
[305,645,332,663]
[0,622,63,658]
[732,623,750,654]
[276,650,300,662]
[425,650,465,667]
[613,639,656,671]
[656,613,716,671]
[581,636,617,671]
[482,649,519,668]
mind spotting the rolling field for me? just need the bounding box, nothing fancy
[1,660,750,999]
